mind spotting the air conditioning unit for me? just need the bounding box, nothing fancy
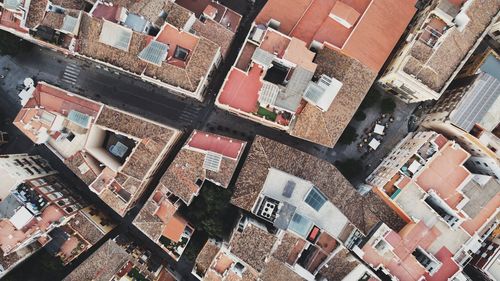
[260,201,277,219]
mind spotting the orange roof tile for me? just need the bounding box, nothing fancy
[259,28,291,58]
[341,0,417,72]
[462,193,500,236]
[330,1,361,28]
[255,0,312,35]
[162,214,188,242]
[415,143,470,209]
[218,65,263,113]
[187,130,245,159]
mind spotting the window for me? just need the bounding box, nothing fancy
[305,187,327,211]
[174,46,190,61]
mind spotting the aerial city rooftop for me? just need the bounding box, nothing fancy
[0,0,498,280]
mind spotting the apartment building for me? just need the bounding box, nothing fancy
[362,132,500,280]
[193,218,379,281]
[0,0,241,100]
[191,135,408,280]
[133,130,246,260]
[0,154,56,190]
[466,223,500,281]
[13,80,181,216]
[0,157,115,278]
[64,234,179,281]
[215,0,416,147]
[421,51,500,178]
[378,0,500,103]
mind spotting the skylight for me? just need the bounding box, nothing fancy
[68,110,91,128]
[99,21,133,51]
[139,41,169,66]
[203,152,223,172]
[303,74,343,112]
[289,213,313,237]
[304,187,327,211]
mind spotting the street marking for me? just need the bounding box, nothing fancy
[62,63,81,85]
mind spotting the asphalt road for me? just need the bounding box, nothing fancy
[0,0,409,279]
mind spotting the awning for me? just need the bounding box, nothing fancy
[374,124,385,135]
[369,138,380,150]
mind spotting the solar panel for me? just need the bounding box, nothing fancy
[139,41,169,66]
[99,21,132,51]
[109,142,128,158]
[282,180,296,198]
[258,82,279,106]
[203,152,222,172]
[288,213,313,237]
[61,15,78,34]
[68,110,91,128]
[252,48,275,67]
[304,187,327,211]
[303,74,343,112]
[4,0,21,10]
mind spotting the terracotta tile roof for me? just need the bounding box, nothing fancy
[340,0,416,72]
[133,200,164,241]
[290,46,377,147]
[0,242,41,272]
[63,239,129,281]
[159,149,205,204]
[231,136,406,234]
[95,106,178,180]
[229,223,277,272]
[64,152,98,185]
[26,0,48,29]
[260,257,305,281]
[317,247,361,281]
[68,211,106,245]
[272,232,303,263]
[159,131,245,204]
[255,0,312,35]
[192,18,234,57]
[143,37,219,92]
[195,240,221,276]
[106,0,166,23]
[164,1,193,29]
[50,0,86,10]
[41,12,65,30]
[77,14,148,75]
[99,188,128,215]
[402,0,500,92]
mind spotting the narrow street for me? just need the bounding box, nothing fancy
[0,0,414,280]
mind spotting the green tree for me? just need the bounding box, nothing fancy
[353,110,366,121]
[380,98,396,113]
[359,88,381,109]
[179,182,240,262]
[335,159,363,180]
[338,125,358,145]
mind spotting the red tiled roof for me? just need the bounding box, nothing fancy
[424,247,460,281]
[34,83,102,117]
[415,142,470,209]
[255,0,313,35]
[462,192,500,236]
[91,4,121,23]
[218,65,263,113]
[187,130,246,159]
[341,0,417,72]
[256,0,416,72]
[162,214,188,242]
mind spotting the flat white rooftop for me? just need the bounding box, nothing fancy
[260,168,349,238]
